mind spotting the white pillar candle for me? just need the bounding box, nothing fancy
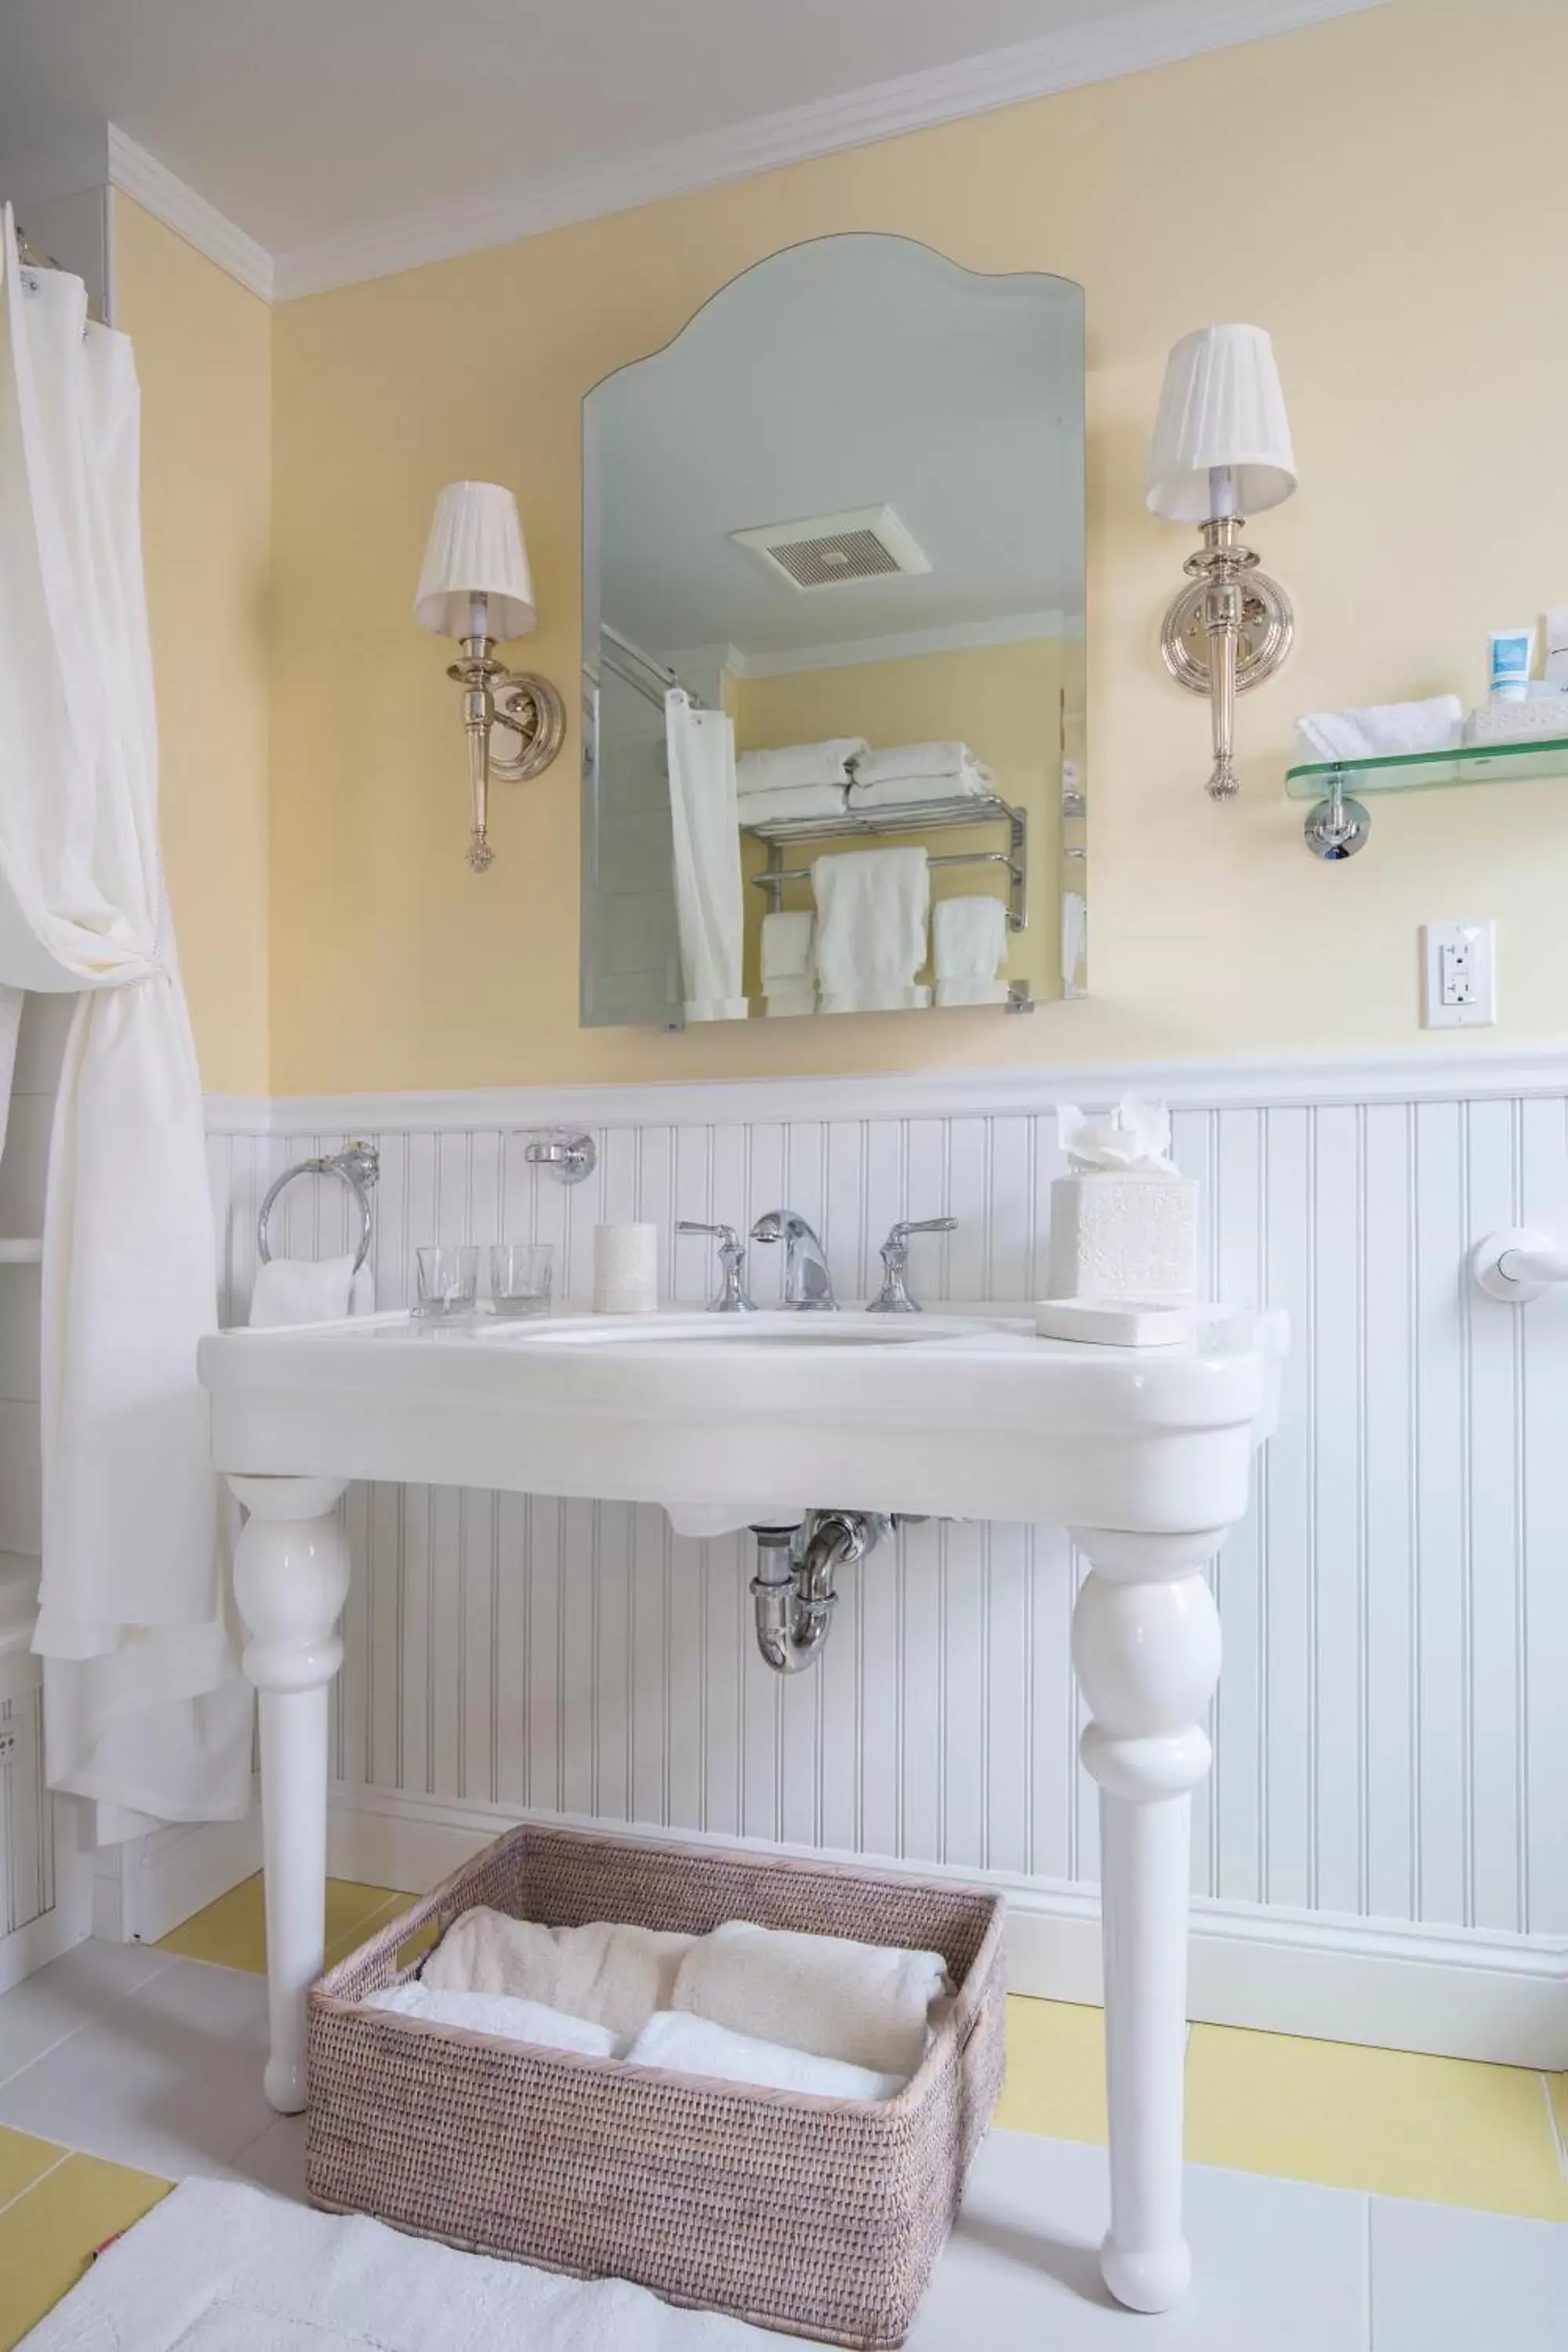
[593,1222,658,1315]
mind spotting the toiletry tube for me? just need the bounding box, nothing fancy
[1545,611,1568,691]
[594,1222,658,1315]
[1489,626,1534,702]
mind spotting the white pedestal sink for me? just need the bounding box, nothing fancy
[199,1300,1283,2314]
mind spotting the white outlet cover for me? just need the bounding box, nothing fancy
[1421,920,1497,1029]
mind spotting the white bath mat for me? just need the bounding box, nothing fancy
[20,2176,775,2349]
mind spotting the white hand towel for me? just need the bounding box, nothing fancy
[249,1255,375,1327]
[738,738,867,793]
[671,1918,948,2078]
[812,847,928,1018]
[362,1982,621,2056]
[854,742,984,785]
[420,1907,696,2043]
[1294,695,1462,763]
[933,893,1009,1007]
[760,910,814,982]
[848,768,993,811]
[625,2009,906,2101]
[736,782,850,827]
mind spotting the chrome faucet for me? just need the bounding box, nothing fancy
[677,1221,755,1312]
[750,1210,837,1311]
[867,1217,958,1312]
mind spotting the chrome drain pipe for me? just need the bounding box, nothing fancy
[748,1511,887,1674]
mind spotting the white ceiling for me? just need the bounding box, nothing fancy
[0,2,1384,296]
[590,236,1083,664]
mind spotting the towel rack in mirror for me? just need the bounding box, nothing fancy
[256,1143,379,1274]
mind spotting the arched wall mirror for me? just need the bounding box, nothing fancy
[581,234,1086,1029]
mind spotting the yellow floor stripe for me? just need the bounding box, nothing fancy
[155,1874,416,1975]
[0,2126,67,2217]
[0,2153,169,2350]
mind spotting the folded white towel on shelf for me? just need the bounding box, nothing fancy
[420,1907,697,2043]
[1294,695,1462,763]
[671,1918,948,2078]
[624,2009,906,2101]
[847,768,994,812]
[738,738,868,793]
[361,1982,622,2056]
[249,1254,374,1327]
[812,847,929,1020]
[854,742,985,785]
[736,782,850,827]
[933,893,1010,1008]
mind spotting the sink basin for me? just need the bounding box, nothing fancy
[515,1311,991,1348]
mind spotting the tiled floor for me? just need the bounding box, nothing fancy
[0,1878,1563,2347]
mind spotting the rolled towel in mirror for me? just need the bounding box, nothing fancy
[738,738,867,793]
[848,768,993,811]
[853,742,988,786]
[737,782,851,826]
[420,1907,697,2043]
[763,916,818,1017]
[671,1918,949,2078]
[361,1983,622,2057]
[934,893,1009,1008]
[625,2009,906,2101]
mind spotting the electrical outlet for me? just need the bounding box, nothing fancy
[1421,921,1496,1028]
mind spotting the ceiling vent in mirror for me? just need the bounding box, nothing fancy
[731,505,932,591]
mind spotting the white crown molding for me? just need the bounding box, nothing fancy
[730,611,1071,681]
[273,0,1389,299]
[107,127,274,303]
[204,1040,1568,1141]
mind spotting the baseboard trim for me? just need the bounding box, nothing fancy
[94,1790,263,1947]
[327,1784,1568,2069]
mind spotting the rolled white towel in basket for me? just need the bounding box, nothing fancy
[249,1254,374,1326]
[421,1907,697,2043]
[625,2009,906,2101]
[933,893,1010,1007]
[361,1982,621,2056]
[672,1919,949,2078]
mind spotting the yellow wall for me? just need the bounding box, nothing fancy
[732,641,1065,1004]
[114,194,272,1094]
[264,0,1568,1091]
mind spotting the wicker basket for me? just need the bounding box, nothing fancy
[310,1823,1007,2347]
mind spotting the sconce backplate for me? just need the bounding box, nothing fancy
[489,672,567,781]
[1161,570,1294,695]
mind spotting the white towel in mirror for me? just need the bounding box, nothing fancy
[736,782,850,827]
[848,768,993,811]
[761,910,816,1018]
[812,848,929,1015]
[933,893,1009,1007]
[738,738,867,793]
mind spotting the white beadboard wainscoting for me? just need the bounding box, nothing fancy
[201,1048,1568,2065]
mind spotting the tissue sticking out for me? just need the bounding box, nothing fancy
[1057,1095,1178,1176]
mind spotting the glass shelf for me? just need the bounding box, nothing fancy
[1285,736,1568,800]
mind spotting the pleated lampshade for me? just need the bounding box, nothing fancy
[1145,325,1297,524]
[413,481,537,639]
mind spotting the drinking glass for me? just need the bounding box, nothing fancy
[489,1242,555,1319]
[414,1243,480,1319]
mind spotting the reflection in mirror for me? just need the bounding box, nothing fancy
[582,235,1085,1029]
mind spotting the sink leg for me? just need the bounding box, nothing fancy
[229,1473,351,2114]
[1069,1526,1224,2314]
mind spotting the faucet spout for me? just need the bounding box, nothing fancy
[750,1210,837,1311]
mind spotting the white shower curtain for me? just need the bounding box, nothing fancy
[0,207,250,1842]
[665,688,746,1022]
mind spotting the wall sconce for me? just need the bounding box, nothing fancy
[1146,325,1297,802]
[414,480,565,871]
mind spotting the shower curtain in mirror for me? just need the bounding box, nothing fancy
[665,688,746,1022]
[0,207,249,1842]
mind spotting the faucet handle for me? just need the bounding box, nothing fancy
[677,1221,756,1314]
[868,1217,956,1314]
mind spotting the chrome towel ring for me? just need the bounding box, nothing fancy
[256,1143,379,1276]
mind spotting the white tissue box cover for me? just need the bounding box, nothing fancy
[1045,1172,1198,1306]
